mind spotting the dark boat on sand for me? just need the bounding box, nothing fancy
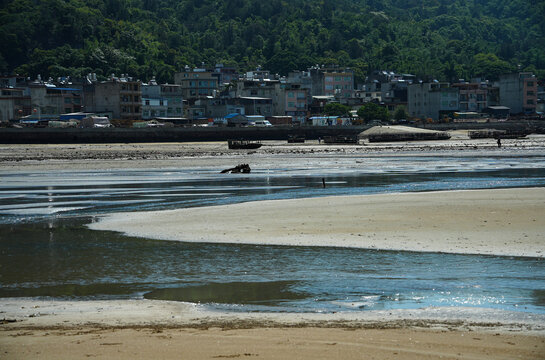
[227,139,262,149]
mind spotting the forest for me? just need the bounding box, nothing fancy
[1,0,544,84]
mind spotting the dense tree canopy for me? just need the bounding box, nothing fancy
[357,102,390,123]
[324,103,351,116]
[1,0,544,83]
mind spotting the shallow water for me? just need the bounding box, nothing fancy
[1,153,544,314]
[1,154,545,224]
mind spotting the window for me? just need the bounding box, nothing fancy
[64,98,71,104]
[527,91,535,96]
[325,77,333,82]
[288,92,294,98]
[527,99,535,105]
[335,77,341,81]
[527,81,534,87]
[288,102,295,108]
[145,100,150,105]
[344,76,352,81]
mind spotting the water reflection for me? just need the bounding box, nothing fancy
[0,219,543,313]
[144,281,307,305]
[1,167,545,224]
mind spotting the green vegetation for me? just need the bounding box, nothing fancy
[1,0,544,82]
[324,103,351,116]
[357,102,390,123]
[393,106,408,121]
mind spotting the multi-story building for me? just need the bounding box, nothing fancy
[408,82,459,121]
[141,81,183,119]
[213,64,239,87]
[84,75,141,120]
[284,85,308,124]
[451,82,488,112]
[308,66,354,101]
[160,84,183,118]
[174,67,218,99]
[240,97,273,117]
[497,72,537,114]
[0,87,30,122]
[29,84,83,118]
[235,78,284,115]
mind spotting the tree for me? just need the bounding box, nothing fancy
[357,102,390,123]
[324,103,350,116]
[393,106,408,121]
[473,53,514,80]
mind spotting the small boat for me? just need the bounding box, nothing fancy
[287,134,305,143]
[227,139,262,149]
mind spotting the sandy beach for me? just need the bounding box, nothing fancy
[89,187,545,258]
[1,137,545,359]
[2,298,545,359]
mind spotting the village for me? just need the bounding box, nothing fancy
[0,64,544,129]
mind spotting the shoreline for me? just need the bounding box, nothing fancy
[2,299,544,360]
[2,298,545,332]
[89,187,545,258]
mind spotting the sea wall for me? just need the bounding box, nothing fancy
[0,126,361,144]
[0,121,543,144]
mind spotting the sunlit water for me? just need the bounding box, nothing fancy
[1,153,544,314]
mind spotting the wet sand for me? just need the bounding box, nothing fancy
[1,133,544,171]
[90,187,545,258]
[1,299,545,360]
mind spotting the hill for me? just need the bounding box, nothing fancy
[1,0,544,83]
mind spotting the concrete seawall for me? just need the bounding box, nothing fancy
[0,121,542,144]
[0,126,363,144]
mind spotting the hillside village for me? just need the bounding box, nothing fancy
[0,64,544,128]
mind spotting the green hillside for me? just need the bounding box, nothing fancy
[1,0,544,83]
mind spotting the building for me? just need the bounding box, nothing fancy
[306,66,354,102]
[213,64,239,87]
[240,97,273,117]
[497,72,537,114]
[0,87,30,122]
[284,85,308,124]
[29,84,83,119]
[141,81,183,120]
[174,67,218,99]
[451,82,489,112]
[408,82,459,121]
[84,75,141,120]
[160,84,183,118]
[235,78,284,115]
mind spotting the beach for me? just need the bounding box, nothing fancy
[1,137,545,359]
[2,298,545,359]
[89,187,545,258]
